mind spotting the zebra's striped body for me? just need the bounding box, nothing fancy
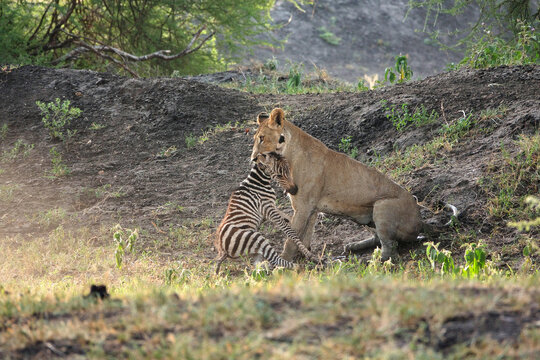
[214,154,313,274]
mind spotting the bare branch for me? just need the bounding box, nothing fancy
[45,0,77,50]
[73,40,139,77]
[28,0,55,44]
[52,27,215,70]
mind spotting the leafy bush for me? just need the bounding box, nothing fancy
[112,225,138,269]
[460,20,539,68]
[0,0,282,76]
[408,1,539,68]
[47,146,70,178]
[425,241,497,278]
[338,136,359,159]
[36,98,81,142]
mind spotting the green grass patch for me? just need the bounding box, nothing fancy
[0,183,19,203]
[1,139,34,162]
[372,136,454,178]
[480,133,539,220]
[223,64,358,95]
[0,123,7,139]
[382,101,439,131]
[318,26,341,45]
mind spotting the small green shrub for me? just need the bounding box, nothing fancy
[157,145,178,158]
[356,79,369,92]
[36,98,81,142]
[338,136,359,159]
[318,26,341,45]
[185,134,197,149]
[461,242,488,279]
[482,134,539,219]
[384,55,413,84]
[264,57,278,71]
[89,122,105,130]
[425,241,495,279]
[425,242,455,276]
[287,63,303,92]
[112,224,138,269]
[164,267,192,286]
[47,146,70,178]
[0,184,19,202]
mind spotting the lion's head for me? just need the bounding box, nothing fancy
[251,108,287,162]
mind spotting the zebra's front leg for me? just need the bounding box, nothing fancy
[266,207,316,261]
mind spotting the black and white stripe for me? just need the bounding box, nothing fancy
[214,158,312,274]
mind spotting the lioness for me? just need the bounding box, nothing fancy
[251,108,424,261]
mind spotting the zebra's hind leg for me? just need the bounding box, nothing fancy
[215,253,228,275]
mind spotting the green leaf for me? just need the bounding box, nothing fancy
[115,248,123,269]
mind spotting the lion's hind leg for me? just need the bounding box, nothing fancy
[372,195,422,261]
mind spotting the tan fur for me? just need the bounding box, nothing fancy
[251,108,423,261]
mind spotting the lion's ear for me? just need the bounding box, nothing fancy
[269,108,285,129]
[257,112,269,125]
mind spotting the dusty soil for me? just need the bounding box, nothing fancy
[1,65,539,263]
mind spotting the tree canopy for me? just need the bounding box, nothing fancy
[0,0,280,76]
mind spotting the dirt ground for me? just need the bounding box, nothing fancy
[249,0,475,80]
[0,64,539,266]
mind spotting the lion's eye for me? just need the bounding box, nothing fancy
[259,136,264,143]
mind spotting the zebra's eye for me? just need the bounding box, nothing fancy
[259,135,264,143]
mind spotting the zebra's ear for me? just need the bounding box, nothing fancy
[268,108,285,130]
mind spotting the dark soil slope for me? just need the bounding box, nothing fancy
[0,65,538,265]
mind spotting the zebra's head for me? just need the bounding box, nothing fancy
[257,152,298,195]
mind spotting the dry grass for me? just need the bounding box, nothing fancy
[0,222,539,359]
[1,266,538,359]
